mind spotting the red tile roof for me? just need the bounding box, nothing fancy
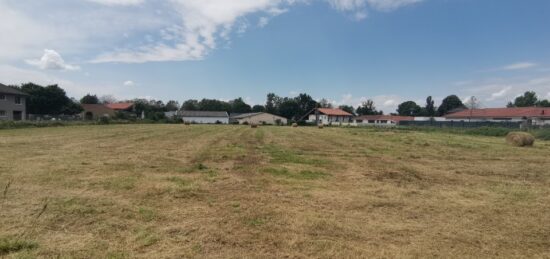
[105,103,134,110]
[446,107,550,118]
[355,115,414,122]
[317,108,353,116]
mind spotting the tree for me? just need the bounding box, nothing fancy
[99,95,117,104]
[338,105,355,115]
[356,100,382,115]
[181,99,199,110]
[318,98,333,108]
[80,94,99,104]
[424,96,436,116]
[278,98,300,120]
[295,93,317,118]
[397,101,422,116]
[62,98,84,115]
[165,100,180,111]
[265,93,278,114]
[437,95,465,116]
[464,96,481,110]
[197,99,231,112]
[20,83,80,115]
[229,97,252,113]
[252,105,266,112]
[509,91,538,107]
[536,99,550,107]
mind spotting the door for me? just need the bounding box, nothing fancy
[13,111,23,121]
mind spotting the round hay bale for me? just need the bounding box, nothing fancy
[318,124,324,129]
[184,122,191,125]
[506,132,535,147]
[250,124,258,128]
[292,123,298,128]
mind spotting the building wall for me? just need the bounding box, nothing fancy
[238,113,287,125]
[182,117,229,124]
[0,94,26,121]
[307,114,351,125]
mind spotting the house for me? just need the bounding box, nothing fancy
[105,102,134,112]
[230,112,287,125]
[355,115,414,126]
[0,83,28,121]
[80,104,116,120]
[303,108,354,125]
[181,110,229,124]
[445,107,550,126]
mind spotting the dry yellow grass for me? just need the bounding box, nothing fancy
[1,124,550,258]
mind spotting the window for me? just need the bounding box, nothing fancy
[0,95,5,100]
[0,111,6,117]
[15,96,21,105]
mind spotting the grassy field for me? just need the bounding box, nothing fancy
[1,125,550,258]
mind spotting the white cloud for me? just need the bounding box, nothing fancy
[258,17,270,27]
[123,80,135,86]
[501,62,537,71]
[486,86,511,101]
[26,49,80,71]
[86,0,145,6]
[2,0,426,65]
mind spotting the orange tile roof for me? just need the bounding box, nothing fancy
[445,107,550,118]
[317,108,353,116]
[105,103,134,110]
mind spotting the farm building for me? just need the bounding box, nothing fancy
[0,83,28,121]
[303,108,354,125]
[105,102,134,112]
[355,115,414,126]
[80,104,116,120]
[230,112,287,125]
[445,107,550,126]
[181,110,229,124]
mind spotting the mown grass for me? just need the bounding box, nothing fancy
[1,124,549,258]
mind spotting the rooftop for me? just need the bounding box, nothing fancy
[446,107,550,118]
[0,83,29,96]
[105,103,134,110]
[317,108,353,116]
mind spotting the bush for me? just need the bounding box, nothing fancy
[0,237,37,255]
[98,116,110,125]
[464,127,512,137]
[506,132,535,147]
[533,129,550,140]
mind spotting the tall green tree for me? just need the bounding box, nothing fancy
[508,91,538,107]
[356,100,382,115]
[424,96,436,116]
[338,105,355,115]
[397,101,422,116]
[437,95,465,116]
[252,105,265,112]
[80,94,99,104]
[229,98,252,113]
[181,99,199,110]
[165,100,180,111]
[20,83,81,115]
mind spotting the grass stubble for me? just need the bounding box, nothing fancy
[0,124,549,258]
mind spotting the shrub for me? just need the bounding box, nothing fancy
[533,129,550,140]
[242,121,249,125]
[98,116,110,125]
[465,127,512,137]
[506,132,535,147]
[0,237,37,255]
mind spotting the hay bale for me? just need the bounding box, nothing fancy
[292,123,298,128]
[250,124,258,128]
[318,124,324,129]
[184,122,191,125]
[506,132,535,147]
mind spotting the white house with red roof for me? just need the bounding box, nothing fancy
[445,107,550,126]
[303,108,354,125]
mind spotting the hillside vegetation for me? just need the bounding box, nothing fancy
[1,125,549,258]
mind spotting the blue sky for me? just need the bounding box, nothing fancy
[1,0,549,113]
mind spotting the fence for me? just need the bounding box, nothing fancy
[399,120,522,128]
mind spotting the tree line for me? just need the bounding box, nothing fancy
[8,83,550,121]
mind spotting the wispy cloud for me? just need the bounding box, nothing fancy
[501,62,537,71]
